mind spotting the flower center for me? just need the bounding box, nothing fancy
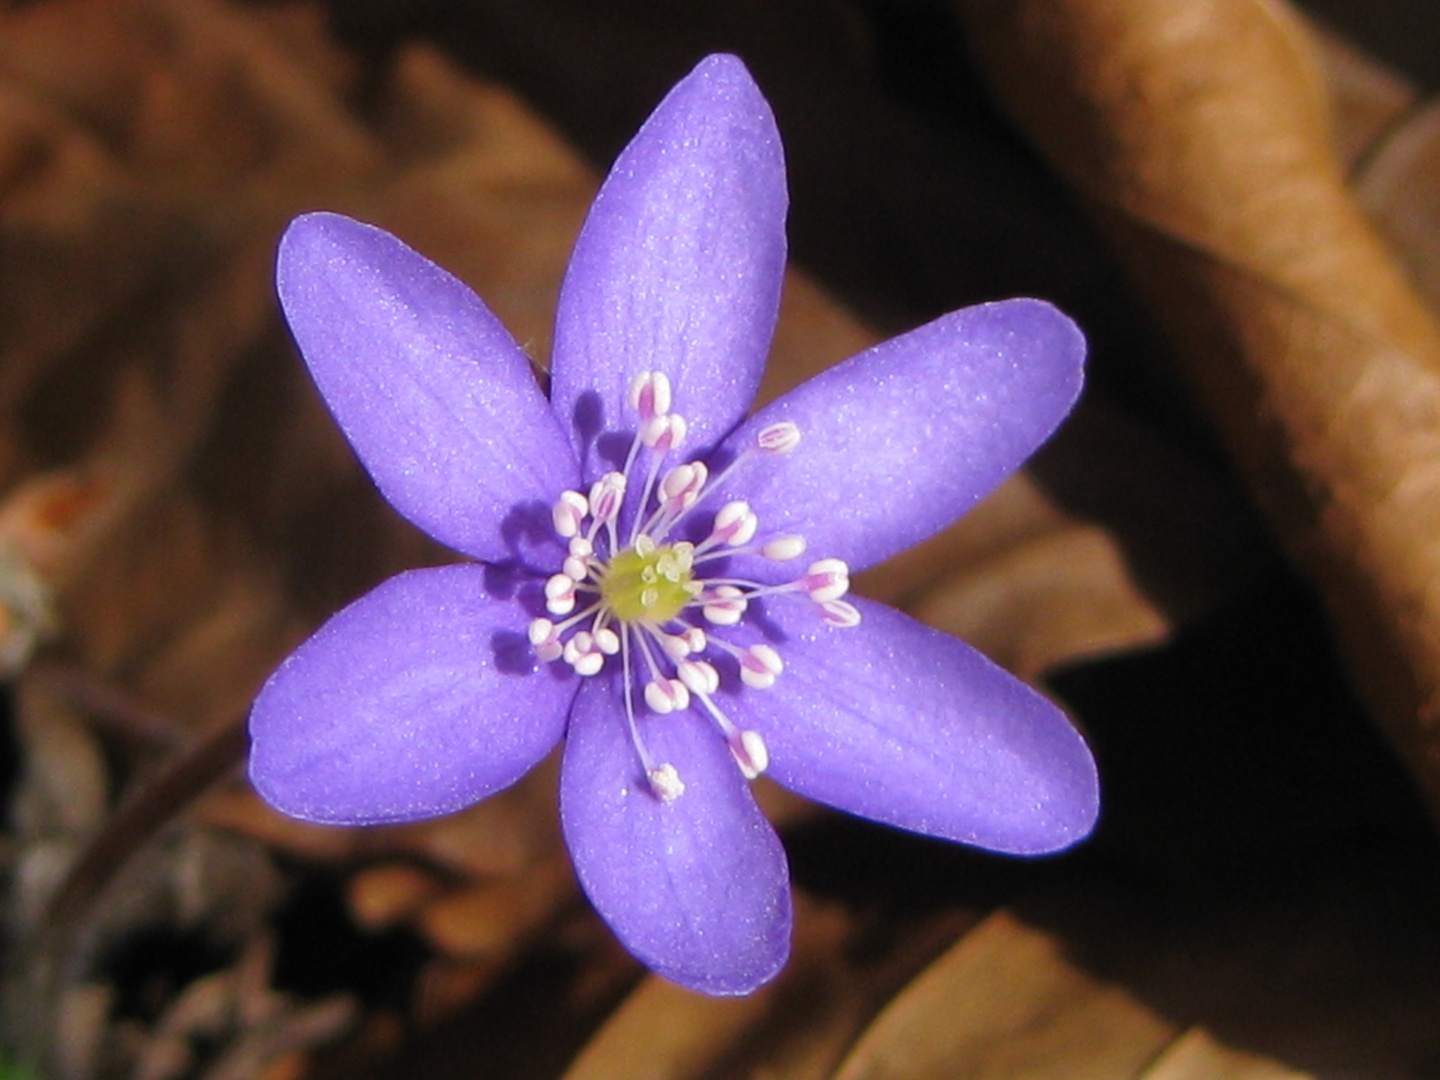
[528,371,861,803]
[601,539,697,624]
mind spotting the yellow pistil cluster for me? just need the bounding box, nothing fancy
[601,537,699,624]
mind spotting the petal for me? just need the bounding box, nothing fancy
[719,298,1084,574]
[249,564,573,825]
[550,54,786,473]
[560,676,791,995]
[277,212,578,564]
[732,596,1099,854]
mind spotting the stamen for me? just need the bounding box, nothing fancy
[629,371,673,420]
[588,472,627,530]
[621,632,661,773]
[702,585,747,625]
[819,599,862,627]
[740,643,784,689]
[544,573,577,615]
[762,534,806,561]
[552,490,588,538]
[641,413,687,452]
[648,763,686,803]
[677,659,720,696]
[528,618,563,663]
[706,501,758,548]
[756,420,801,455]
[802,559,850,603]
[532,377,854,789]
[656,462,707,520]
[729,729,770,779]
[644,677,690,714]
[563,631,605,676]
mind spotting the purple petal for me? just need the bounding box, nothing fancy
[277,212,578,565]
[560,676,791,995]
[731,596,1099,854]
[718,299,1084,575]
[550,54,786,473]
[249,564,573,825]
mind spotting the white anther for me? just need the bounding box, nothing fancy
[756,420,801,454]
[563,631,605,675]
[730,730,770,779]
[641,413,687,452]
[677,659,721,696]
[659,633,692,660]
[644,677,691,715]
[588,472,627,525]
[648,763,686,803]
[569,536,593,558]
[710,501,758,547]
[563,631,593,662]
[629,371,672,420]
[552,490,588,538]
[803,558,850,603]
[528,618,563,662]
[681,626,708,653]
[563,554,590,580]
[819,598,862,628]
[659,462,708,511]
[762,534,807,561]
[544,573,577,615]
[594,627,621,655]
[703,585,748,626]
[740,644,784,690]
[571,651,604,676]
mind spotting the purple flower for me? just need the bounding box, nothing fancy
[248,54,1098,996]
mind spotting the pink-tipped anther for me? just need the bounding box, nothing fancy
[629,370,673,420]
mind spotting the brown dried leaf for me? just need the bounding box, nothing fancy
[1355,96,1440,312]
[344,863,446,934]
[828,910,1175,1080]
[413,851,572,958]
[954,0,1440,825]
[1139,1029,1315,1080]
[1309,23,1417,171]
[562,898,972,1080]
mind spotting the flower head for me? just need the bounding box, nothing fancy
[248,54,1098,995]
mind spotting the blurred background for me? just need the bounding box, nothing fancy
[3,0,1440,1077]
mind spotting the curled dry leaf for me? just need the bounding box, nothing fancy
[1355,95,1440,315]
[827,910,1330,1080]
[1140,1028,1316,1080]
[1308,23,1417,171]
[562,897,972,1080]
[829,911,1175,1080]
[954,0,1440,824]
